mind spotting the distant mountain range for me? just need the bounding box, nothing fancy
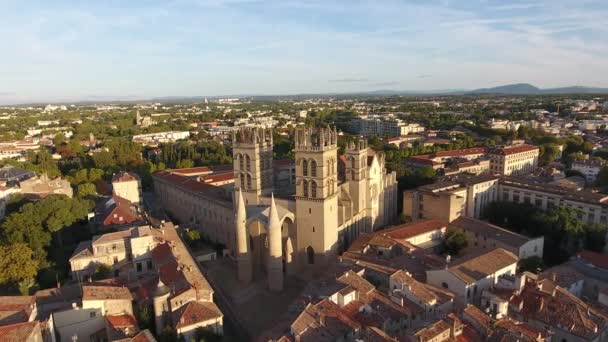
[3,83,608,106]
[463,83,608,95]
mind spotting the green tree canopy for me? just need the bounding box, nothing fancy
[0,243,40,285]
[442,230,468,256]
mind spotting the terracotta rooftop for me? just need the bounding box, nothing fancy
[446,248,518,284]
[381,219,446,241]
[414,318,452,341]
[462,304,492,334]
[291,299,361,341]
[172,301,222,329]
[511,280,607,340]
[0,296,34,325]
[577,250,608,270]
[337,270,375,295]
[82,285,133,301]
[0,321,39,340]
[127,330,157,342]
[390,270,454,305]
[433,147,487,159]
[152,171,232,205]
[106,314,138,329]
[95,195,142,227]
[449,217,532,248]
[489,144,538,156]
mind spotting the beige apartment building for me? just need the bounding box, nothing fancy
[403,174,608,225]
[403,174,499,223]
[488,144,539,176]
[112,171,142,205]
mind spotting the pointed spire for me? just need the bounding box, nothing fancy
[268,193,280,231]
[236,188,246,221]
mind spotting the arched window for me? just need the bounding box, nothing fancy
[350,170,355,180]
[240,173,246,189]
[246,174,252,189]
[302,180,308,197]
[302,159,308,176]
[307,246,315,264]
[311,160,317,177]
[246,155,251,171]
[351,157,356,169]
[311,181,317,198]
[238,154,244,170]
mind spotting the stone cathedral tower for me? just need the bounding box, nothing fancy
[294,126,339,267]
[345,139,369,232]
[232,127,273,205]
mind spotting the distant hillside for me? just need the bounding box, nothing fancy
[469,83,541,94]
[466,83,608,95]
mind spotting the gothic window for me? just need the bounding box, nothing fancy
[311,181,317,198]
[238,154,244,170]
[246,155,251,171]
[351,157,356,169]
[302,160,308,176]
[246,174,252,189]
[302,180,308,197]
[240,173,245,189]
[307,246,315,264]
[311,160,317,177]
[351,170,355,180]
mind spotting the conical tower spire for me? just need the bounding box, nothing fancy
[267,193,284,292]
[235,188,251,284]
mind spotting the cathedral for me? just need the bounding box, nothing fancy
[153,126,398,292]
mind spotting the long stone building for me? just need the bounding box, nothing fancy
[153,127,399,291]
[403,173,608,225]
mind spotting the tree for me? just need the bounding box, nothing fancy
[185,230,201,247]
[596,166,608,189]
[93,264,112,280]
[93,150,115,169]
[194,327,223,342]
[135,304,154,331]
[0,243,39,286]
[442,230,468,256]
[1,212,52,267]
[159,325,178,342]
[585,224,608,252]
[539,143,560,165]
[77,183,97,198]
[0,195,93,263]
[518,256,545,274]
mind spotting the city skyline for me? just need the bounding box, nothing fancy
[2,0,608,104]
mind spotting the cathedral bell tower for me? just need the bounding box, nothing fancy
[294,126,339,267]
[345,138,369,229]
[232,127,273,205]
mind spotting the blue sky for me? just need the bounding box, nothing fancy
[1,0,608,103]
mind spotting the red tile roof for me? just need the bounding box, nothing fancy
[106,314,138,329]
[577,250,608,270]
[434,147,487,158]
[170,166,213,176]
[152,171,230,203]
[173,301,223,329]
[0,321,39,340]
[511,280,607,340]
[381,219,446,240]
[489,144,538,156]
[96,195,142,227]
[82,285,133,301]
